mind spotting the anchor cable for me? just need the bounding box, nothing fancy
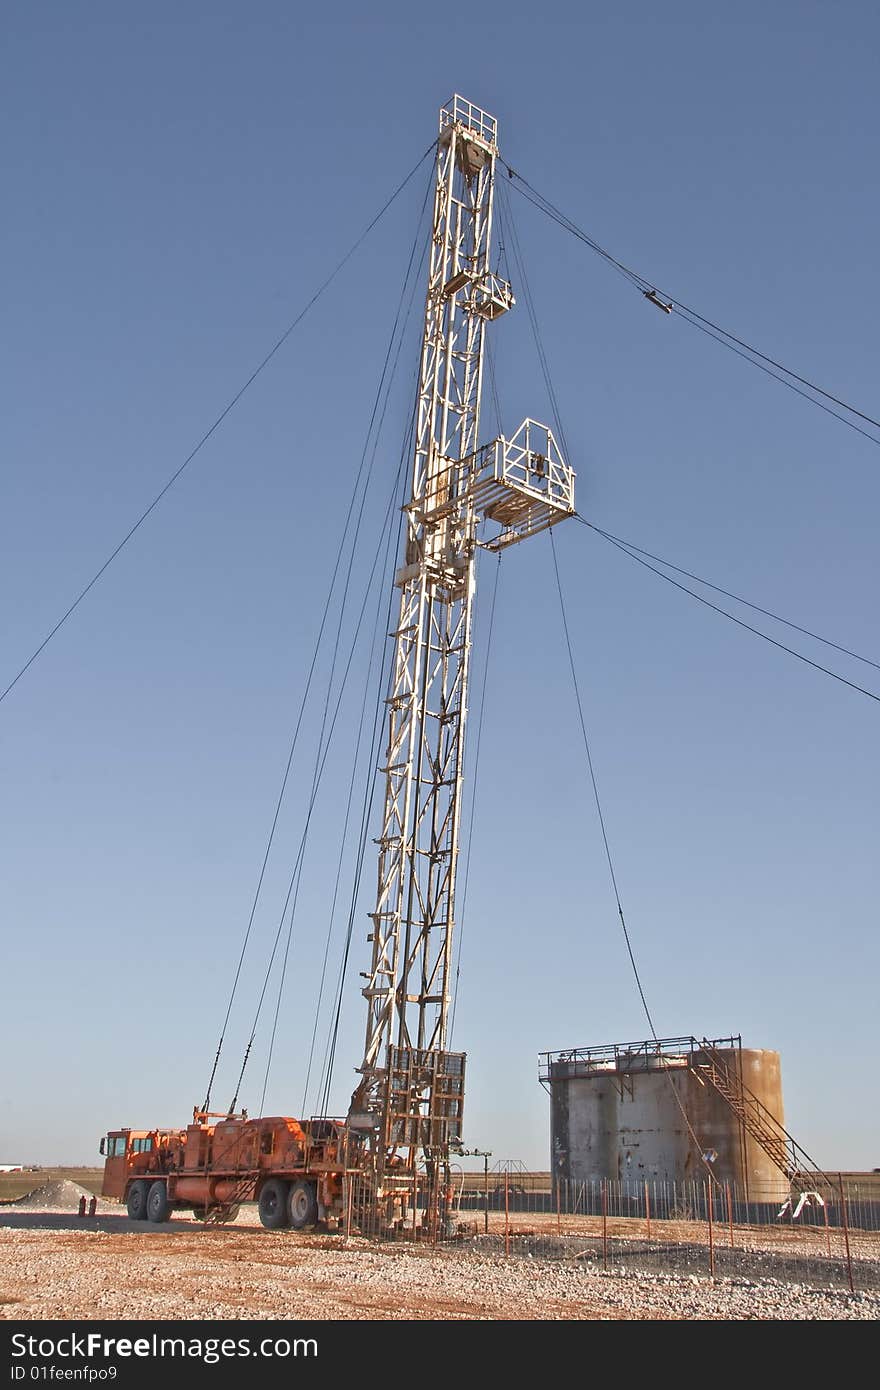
[506,168,880,450]
[577,517,880,706]
[2,140,437,709]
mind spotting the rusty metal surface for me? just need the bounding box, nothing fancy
[547,1037,789,1200]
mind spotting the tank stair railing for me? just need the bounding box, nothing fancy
[690,1038,834,1196]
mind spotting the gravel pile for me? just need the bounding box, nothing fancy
[11,1181,104,1211]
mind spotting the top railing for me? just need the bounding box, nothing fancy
[539,1035,743,1083]
[441,95,497,148]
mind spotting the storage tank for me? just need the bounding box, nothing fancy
[541,1035,790,1203]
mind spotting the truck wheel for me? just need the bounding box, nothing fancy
[288,1181,318,1230]
[146,1180,170,1223]
[258,1178,290,1230]
[126,1179,150,1221]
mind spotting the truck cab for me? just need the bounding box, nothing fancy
[99,1127,187,1205]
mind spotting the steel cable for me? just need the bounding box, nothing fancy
[1,140,437,709]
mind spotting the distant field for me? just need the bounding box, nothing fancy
[0,1168,104,1203]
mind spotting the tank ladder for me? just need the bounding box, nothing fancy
[690,1038,834,1196]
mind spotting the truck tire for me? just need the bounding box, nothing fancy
[126,1179,150,1221]
[146,1180,170,1223]
[288,1181,318,1230]
[258,1178,290,1230]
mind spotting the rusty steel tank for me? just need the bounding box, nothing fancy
[542,1035,790,1202]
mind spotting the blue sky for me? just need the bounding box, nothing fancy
[2,2,878,1173]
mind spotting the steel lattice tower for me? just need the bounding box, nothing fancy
[349,97,575,1219]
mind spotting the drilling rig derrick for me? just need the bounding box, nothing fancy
[347,96,576,1236]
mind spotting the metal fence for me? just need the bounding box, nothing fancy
[448,1174,880,1293]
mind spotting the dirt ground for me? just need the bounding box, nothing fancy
[2,1194,878,1322]
[0,1204,648,1321]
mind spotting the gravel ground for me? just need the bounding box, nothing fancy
[1,1202,877,1321]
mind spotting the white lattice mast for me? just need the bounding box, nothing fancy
[350,98,576,1184]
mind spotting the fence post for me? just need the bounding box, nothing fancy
[601,1179,608,1271]
[483,1156,489,1237]
[839,1173,854,1294]
[644,1179,651,1239]
[504,1170,510,1257]
[823,1190,831,1259]
[726,1180,734,1248]
[556,1173,562,1235]
[706,1181,715,1279]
